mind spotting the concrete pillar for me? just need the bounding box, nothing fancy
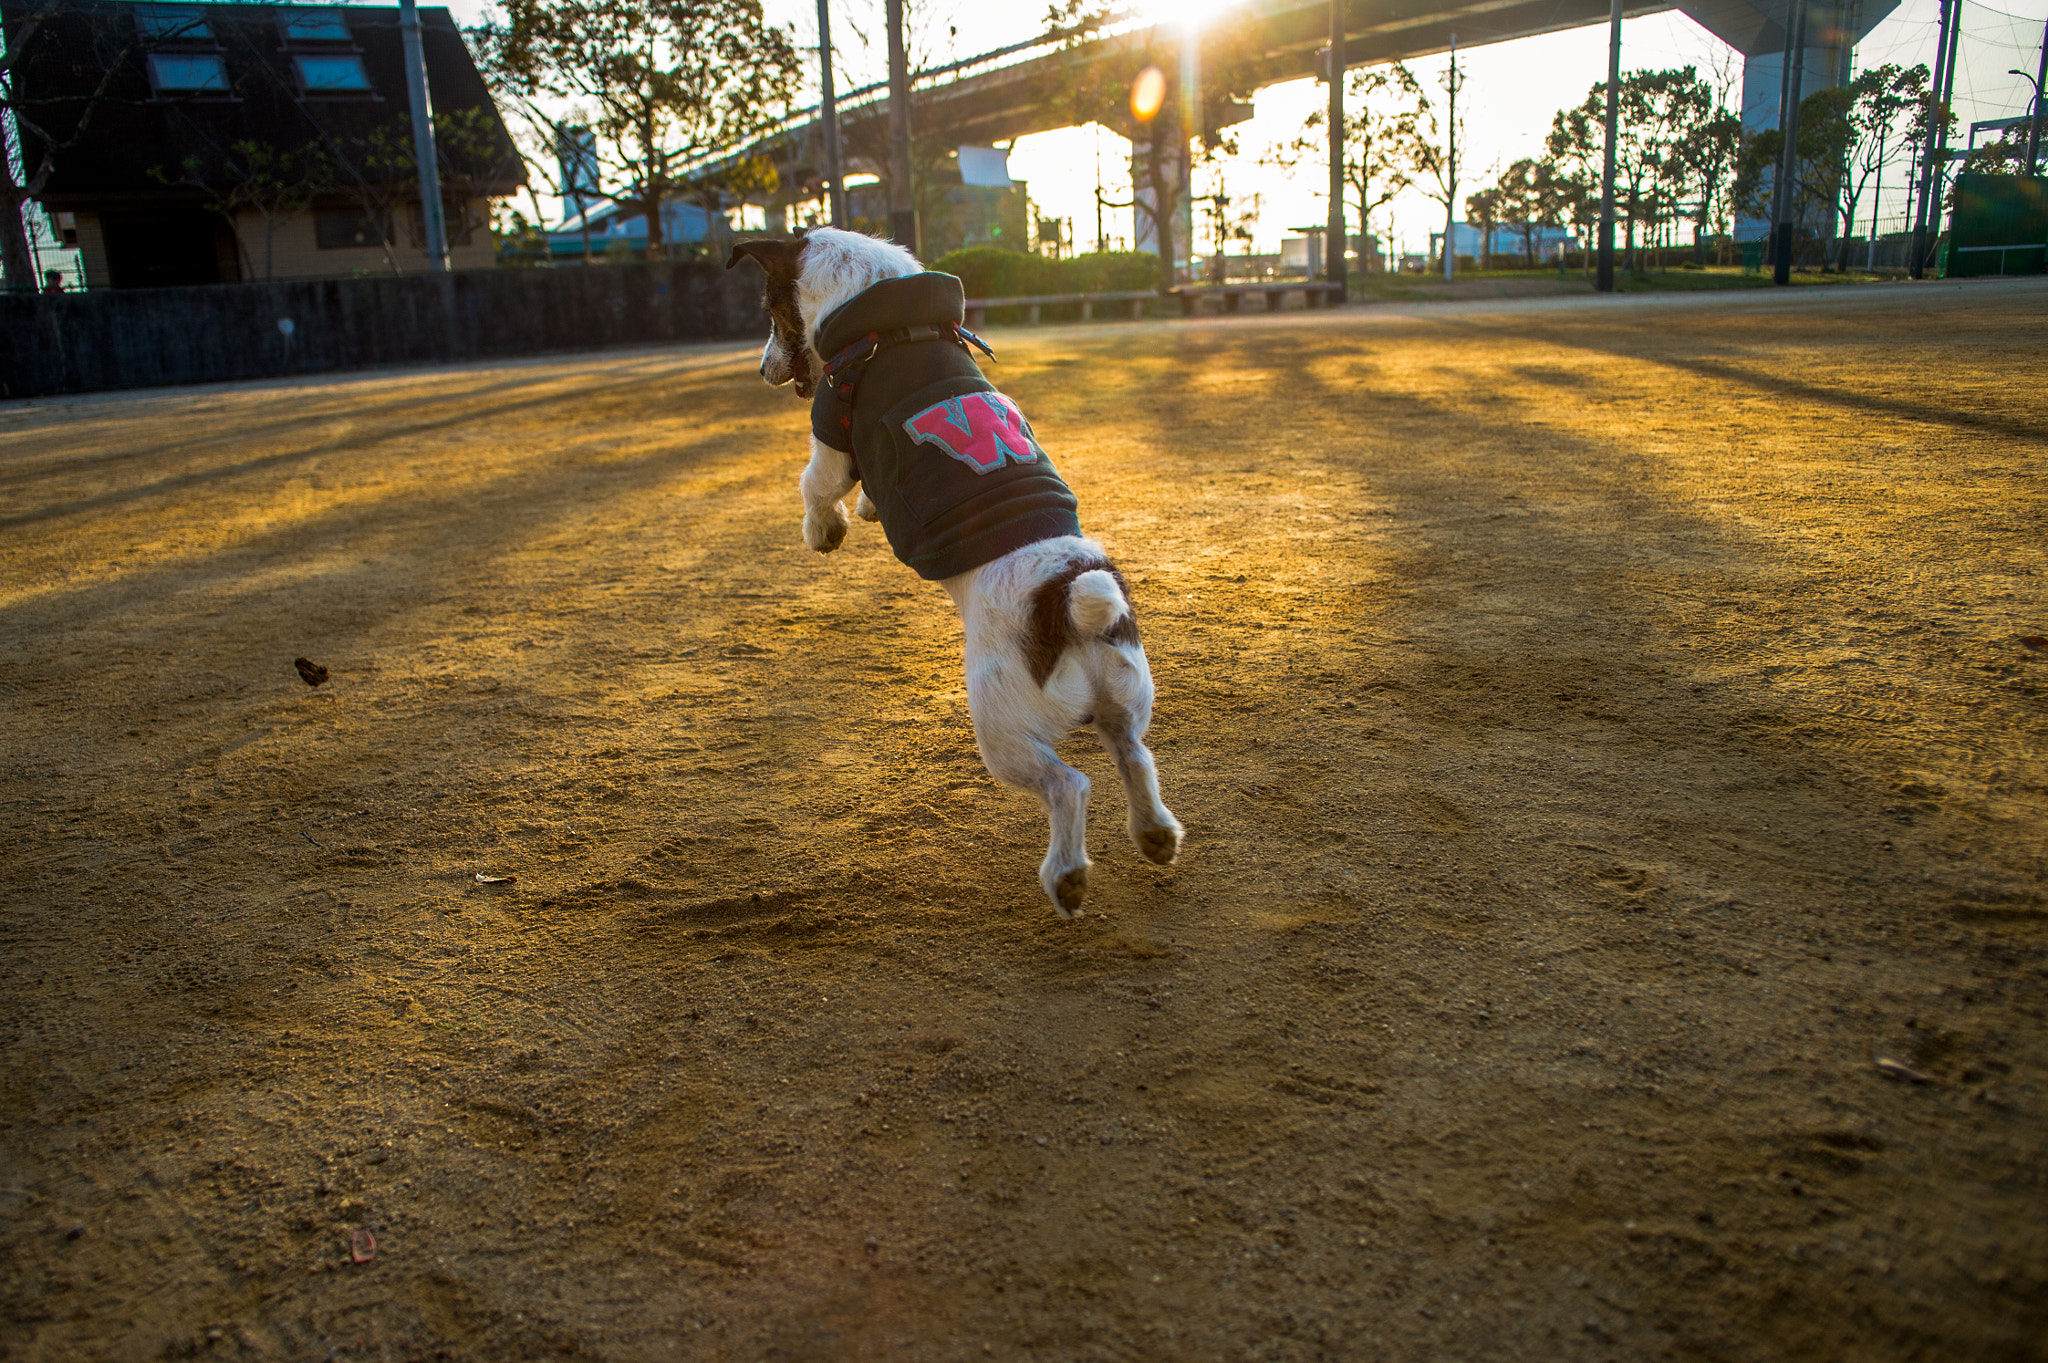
[1678,0,1897,241]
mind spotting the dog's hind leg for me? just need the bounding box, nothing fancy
[799,437,858,552]
[977,728,1093,917]
[1095,703,1183,867]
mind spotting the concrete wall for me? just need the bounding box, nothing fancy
[0,261,769,399]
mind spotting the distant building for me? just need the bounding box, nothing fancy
[1429,222,1580,263]
[4,0,524,288]
[546,200,730,260]
[1271,229,1386,276]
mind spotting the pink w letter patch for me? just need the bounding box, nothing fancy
[903,393,1040,474]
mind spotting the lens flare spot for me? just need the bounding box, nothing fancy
[1130,66,1168,122]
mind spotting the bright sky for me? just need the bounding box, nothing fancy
[438,0,2046,256]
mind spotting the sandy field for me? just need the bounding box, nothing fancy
[1,279,2043,1362]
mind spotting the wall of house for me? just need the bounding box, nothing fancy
[229,201,498,283]
[1,260,768,399]
[67,201,498,288]
[73,212,112,291]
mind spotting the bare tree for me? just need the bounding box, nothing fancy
[1549,68,1705,270]
[1464,182,1501,268]
[1406,59,1465,272]
[472,0,800,257]
[1042,0,1267,288]
[1269,62,1427,274]
[1,0,132,289]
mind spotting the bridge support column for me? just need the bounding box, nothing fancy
[1678,0,1895,245]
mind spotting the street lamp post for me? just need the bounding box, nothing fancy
[398,0,448,271]
[884,0,915,251]
[1443,32,1457,282]
[2014,38,2046,176]
[818,0,847,228]
[1326,0,1346,301]
[1595,0,1620,292]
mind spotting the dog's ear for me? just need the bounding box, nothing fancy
[726,238,803,276]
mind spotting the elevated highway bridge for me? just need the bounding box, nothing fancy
[707,0,1893,221]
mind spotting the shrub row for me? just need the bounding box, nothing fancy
[928,248,1162,299]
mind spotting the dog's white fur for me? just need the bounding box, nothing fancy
[754,227,1182,916]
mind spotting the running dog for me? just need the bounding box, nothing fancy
[726,227,1182,917]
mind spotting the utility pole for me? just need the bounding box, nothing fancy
[1910,0,1954,277]
[1926,0,1963,268]
[1094,132,1105,252]
[1772,0,1807,286]
[1181,20,1200,285]
[817,0,846,228]
[884,0,916,252]
[1326,0,1347,301]
[1596,0,1621,292]
[398,0,448,271]
[1443,32,1457,282]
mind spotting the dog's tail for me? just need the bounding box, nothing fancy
[1067,568,1133,640]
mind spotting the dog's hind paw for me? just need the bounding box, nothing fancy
[1135,823,1182,866]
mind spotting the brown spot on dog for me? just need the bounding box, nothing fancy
[726,237,814,396]
[1025,557,1138,686]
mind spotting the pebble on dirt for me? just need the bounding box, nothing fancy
[1874,1057,1933,1084]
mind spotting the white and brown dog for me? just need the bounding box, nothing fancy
[727,227,1182,916]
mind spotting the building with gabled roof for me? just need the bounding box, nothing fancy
[2,0,525,287]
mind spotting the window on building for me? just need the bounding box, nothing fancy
[136,5,212,41]
[147,52,229,93]
[294,54,372,92]
[280,7,354,42]
[315,206,392,249]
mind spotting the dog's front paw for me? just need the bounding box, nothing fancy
[804,503,848,553]
[855,488,881,522]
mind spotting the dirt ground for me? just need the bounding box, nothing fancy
[2,279,2044,1362]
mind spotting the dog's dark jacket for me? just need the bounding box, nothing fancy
[811,272,1081,581]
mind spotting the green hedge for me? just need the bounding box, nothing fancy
[929,248,1163,299]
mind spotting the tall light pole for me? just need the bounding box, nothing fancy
[1181,18,1200,285]
[884,0,916,251]
[817,0,847,228]
[2015,16,2047,176]
[1595,0,1621,292]
[1442,32,1457,282]
[1772,0,1808,286]
[1911,0,1956,277]
[398,0,448,271]
[1326,0,1347,300]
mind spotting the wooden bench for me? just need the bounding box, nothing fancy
[1172,281,1347,315]
[962,282,1345,328]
